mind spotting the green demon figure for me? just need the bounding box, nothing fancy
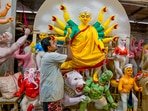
[80,70,118,111]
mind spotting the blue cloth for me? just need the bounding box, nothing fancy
[34,43,44,51]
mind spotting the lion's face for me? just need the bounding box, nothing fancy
[64,70,85,95]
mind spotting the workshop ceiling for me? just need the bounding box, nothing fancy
[16,0,148,33]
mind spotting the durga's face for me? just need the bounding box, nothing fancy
[79,12,92,24]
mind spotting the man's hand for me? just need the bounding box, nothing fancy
[65,33,71,45]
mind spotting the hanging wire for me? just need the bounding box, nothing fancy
[21,2,28,28]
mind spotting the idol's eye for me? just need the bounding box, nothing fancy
[86,15,90,18]
[81,15,85,18]
[81,15,90,18]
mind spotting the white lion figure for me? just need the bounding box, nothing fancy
[62,70,86,108]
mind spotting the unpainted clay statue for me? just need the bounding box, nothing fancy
[0,28,30,65]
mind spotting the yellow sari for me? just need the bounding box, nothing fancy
[61,25,105,70]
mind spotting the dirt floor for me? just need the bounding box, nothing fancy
[0,103,142,111]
